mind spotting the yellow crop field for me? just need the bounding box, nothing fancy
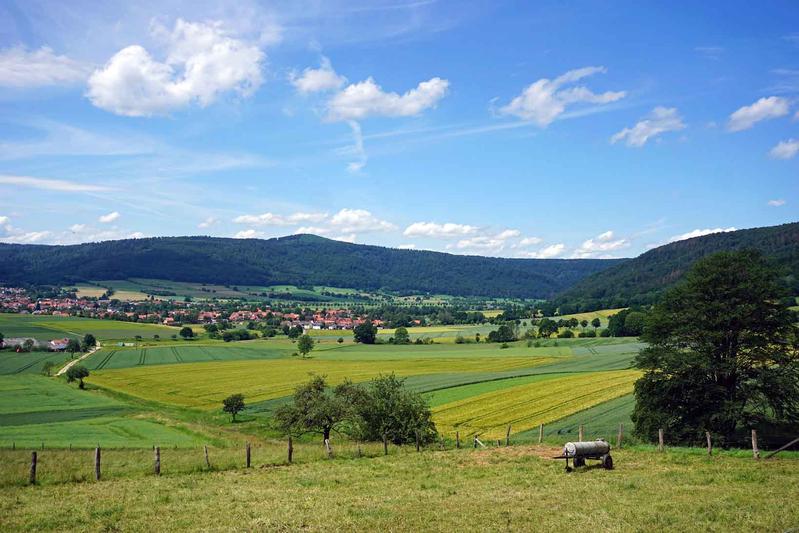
[432,370,640,439]
[88,356,553,410]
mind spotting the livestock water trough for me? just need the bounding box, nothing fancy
[553,439,613,472]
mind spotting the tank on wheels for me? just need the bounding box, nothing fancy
[553,439,613,472]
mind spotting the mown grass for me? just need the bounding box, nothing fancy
[1,446,796,532]
[432,370,640,438]
[88,356,554,410]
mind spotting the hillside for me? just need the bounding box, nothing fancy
[0,234,622,299]
[555,222,799,311]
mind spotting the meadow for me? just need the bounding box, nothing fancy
[0,314,179,342]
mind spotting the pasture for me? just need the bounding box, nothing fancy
[0,314,178,342]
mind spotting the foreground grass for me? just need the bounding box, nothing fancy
[1,446,796,531]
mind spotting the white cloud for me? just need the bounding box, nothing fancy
[0,46,90,88]
[727,96,790,132]
[87,19,264,116]
[768,199,786,207]
[0,175,109,192]
[329,208,395,233]
[198,217,218,229]
[494,229,521,240]
[571,230,630,258]
[403,221,478,238]
[449,229,523,254]
[668,227,736,243]
[0,216,9,226]
[233,229,262,239]
[233,211,327,226]
[611,107,685,147]
[517,236,543,246]
[769,138,799,159]
[498,66,625,127]
[397,243,416,249]
[98,211,120,224]
[1,231,51,244]
[290,57,346,93]
[518,243,566,259]
[345,120,368,173]
[296,226,330,235]
[69,224,85,232]
[332,233,357,243]
[128,232,145,239]
[327,76,449,121]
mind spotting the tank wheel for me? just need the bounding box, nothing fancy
[601,454,613,470]
[565,465,573,473]
[573,457,586,467]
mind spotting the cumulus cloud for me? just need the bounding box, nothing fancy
[571,230,630,258]
[345,121,368,173]
[233,211,327,226]
[403,222,478,238]
[290,57,346,93]
[0,230,51,244]
[98,211,120,223]
[329,208,395,233]
[0,215,9,226]
[449,229,524,254]
[727,96,790,132]
[517,236,543,246]
[668,227,736,243]
[497,66,625,127]
[233,229,262,239]
[332,233,357,243]
[769,138,799,159]
[397,243,416,250]
[198,217,218,229]
[768,199,786,207]
[69,224,85,233]
[611,107,685,147]
[0,175,109,192]
[518,243,566,259]
[0,46,90,88]
[295,226,330,235]
[87,19,264,116]
[327,76,449,121]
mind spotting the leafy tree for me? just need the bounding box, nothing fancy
[81,334,96,351]
[297,334,315,357]
[204,324,219,334]
[337,337,344,344]
[487,324,516,343]
[287,325,304,339]
[393,327,410,345]
[41,361,56,376]
[0,331,4,347]
[537,318,559,338]
[632,251,799,446]
[558,329,574,338]
[153,334,160,341]
[22,339,35,352]
[591,317,601,330]
[353,374,438,445]
[580,319,588,329]
[179,327,194,339]
[66,365,90,389]
[275,375,364,442]
[222,393,246,422]
[353,322,377,344]
[607,309,646,337]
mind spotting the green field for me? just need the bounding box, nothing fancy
[0,351,74,375]
[0,314,179,342]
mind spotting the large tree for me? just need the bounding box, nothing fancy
[353,322,377,344]
[297,334,314,357]
[632,250,799,446]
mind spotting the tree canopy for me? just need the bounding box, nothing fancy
[632,250,799,446]
[66,365,90,389]
[353,322,377,344]
[297,334,314,357]
[222,393,245,422]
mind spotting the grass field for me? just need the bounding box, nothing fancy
[0,351,74,375]
[1,446,797,531]
[0,376,209,449]
[0,314,179,342]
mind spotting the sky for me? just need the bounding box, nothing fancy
[0,0,797,259]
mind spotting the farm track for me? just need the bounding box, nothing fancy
[56,344,102,376]
[13,353,56,374]
[94,350,117,370]
[171,347,183,363]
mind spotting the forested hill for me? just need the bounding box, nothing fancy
[555,222,799,312]
[0,234,623,299]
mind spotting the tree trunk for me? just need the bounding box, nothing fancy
[323,427,331,442]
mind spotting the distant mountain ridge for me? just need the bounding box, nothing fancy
[0,234,623,299]
[554,222,799,312]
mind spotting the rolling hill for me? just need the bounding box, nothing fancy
[0,234,622,299]
[555,222,799,312]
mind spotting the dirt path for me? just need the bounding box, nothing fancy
[56,343,101,376]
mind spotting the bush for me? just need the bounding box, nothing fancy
[558,329,574,338]
[599,329,611,337]
[454,335,466,344]
[500,343,509,349]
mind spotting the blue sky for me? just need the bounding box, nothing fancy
[0,0,796,258]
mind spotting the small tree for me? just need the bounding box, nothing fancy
[297,334,315,358]
[65,338,81,359]
[393,327,410,345]
[66,365,90,389]
[287,325,304,339]
[0,331,4,348]
[22,339,35,352]
[222,393,245,422]
[81,334,97,352]
[580,319,588,330]
[337,337,344,344]
[41,361,56,376]
[353,322,377,344]
[179,326,194,339]
[591,317,601,330]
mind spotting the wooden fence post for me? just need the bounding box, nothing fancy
[658,429,664,452]
[506,425,511,446]
[357,443,362,458]
[204,445,211,469]
[415,431,420,452]
[287,436,293,464]
[617,423,623,449]
[751,429,760,459]
[473,435,478,449]
[578,425,584,442]
[94,447,101,481]
[246,442,251,468]
[455,431,460,449]
[705,432,712,456]
[29,451,37,485]
[538,424,544,444]
[154,446,161,476]
[383,434,388,455]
